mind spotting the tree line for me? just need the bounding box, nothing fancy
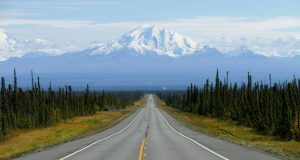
[158,70,300,140]
[0,69,143,140]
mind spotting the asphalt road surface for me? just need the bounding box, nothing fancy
[16,94,280,160]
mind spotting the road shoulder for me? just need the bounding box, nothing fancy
[154,95,287,160]
[3,96,147,160]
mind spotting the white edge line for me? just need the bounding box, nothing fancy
[158,109,230,160]
[59,108,144,160]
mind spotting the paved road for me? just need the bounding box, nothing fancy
[16,94,280,160]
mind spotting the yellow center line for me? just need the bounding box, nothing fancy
[138,138,146,160]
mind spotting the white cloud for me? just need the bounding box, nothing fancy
[0,18,93,29]
[2,16,300,36]
[0,9,42,18]
[0,0,119,10]
[158,16,300,39]
[31,0,119,9]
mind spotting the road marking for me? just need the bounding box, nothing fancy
[59,108,144,160]
[158,109,230,160]
[138,138,146,160]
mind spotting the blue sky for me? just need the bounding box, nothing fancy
[1,0,300,20]
[1,0,300,57]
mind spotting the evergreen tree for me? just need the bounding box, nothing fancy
[0,70,143,140]
[158,70,300,141]
[276,90,293,140]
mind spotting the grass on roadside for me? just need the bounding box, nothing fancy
[154,95,300,160]
[0,95,147,160]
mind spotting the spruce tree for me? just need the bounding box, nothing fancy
[277,90,293,140]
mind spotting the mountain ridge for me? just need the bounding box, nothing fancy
[83,25,200,58]
[0,25,269,61]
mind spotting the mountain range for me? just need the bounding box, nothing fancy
[0,25,300,90]
[0,25,288,60]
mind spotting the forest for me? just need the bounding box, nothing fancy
[0,69,143,141]
[158,70,300,140]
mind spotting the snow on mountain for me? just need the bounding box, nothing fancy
[19,39,77,56]
[87,25,200,58]
[226,45,257,57]
[201,35,300,57]
[0,28,23,61]
[0,28,78,61]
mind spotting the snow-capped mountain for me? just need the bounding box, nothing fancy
[226,45,264,58]
[86,25,200,58]
[0,28,78,61]
[0,28,22,61]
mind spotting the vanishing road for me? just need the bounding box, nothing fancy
[16,95,280,160]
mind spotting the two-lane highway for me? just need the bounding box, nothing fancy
[16,95,280,160]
